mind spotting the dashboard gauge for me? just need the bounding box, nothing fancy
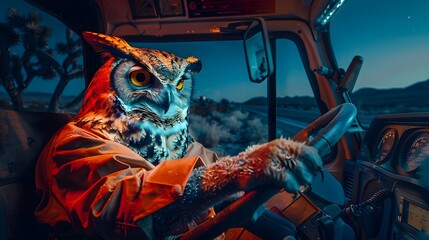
[374,128,398,164]
[400,132,429,173]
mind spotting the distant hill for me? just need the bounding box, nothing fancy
[352,79,429,110]
[243,97,267,105]
[0,91,79,111]
[0,92,77,102]
[243,79,429,111]
[244,95,317,109]
[352,79,429,97]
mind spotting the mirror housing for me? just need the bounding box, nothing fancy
[244,18,274,83]
[338,55,363,93]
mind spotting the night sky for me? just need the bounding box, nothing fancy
[1,0,428,102]
[331,0,429,91]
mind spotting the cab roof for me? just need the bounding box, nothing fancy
[24,0,335,41]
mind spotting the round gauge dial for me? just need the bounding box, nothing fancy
[374,128,397,164]
[400,132,429,173]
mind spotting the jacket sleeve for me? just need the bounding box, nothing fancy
[35,124,204,238]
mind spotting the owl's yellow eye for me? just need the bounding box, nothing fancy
[129,68,151,87]
[176,79,184,91]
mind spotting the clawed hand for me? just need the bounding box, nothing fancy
[240,138,323,193]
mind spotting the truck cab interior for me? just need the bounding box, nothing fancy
[0,0,428,239]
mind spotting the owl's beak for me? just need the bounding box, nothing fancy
[159,90,172,114]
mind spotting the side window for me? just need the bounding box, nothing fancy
[0,3,85,113]
[331,1,429,126]
[275,39,319,138]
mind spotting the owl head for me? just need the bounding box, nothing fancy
[74,32,202,163]
[79,31,201,119]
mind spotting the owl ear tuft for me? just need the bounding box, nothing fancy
[185,57,202,74]
[81,31,134,59]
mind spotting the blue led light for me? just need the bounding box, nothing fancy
[316,0,347,31]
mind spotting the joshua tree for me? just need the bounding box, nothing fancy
[0,8,84,112]
[47,28,84,112]
[0,8,56,111]
[0,22,21,110]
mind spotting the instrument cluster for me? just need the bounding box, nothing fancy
[364,114,429,179]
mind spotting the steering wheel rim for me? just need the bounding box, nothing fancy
[293,103,357,158]
[180,103,357,240]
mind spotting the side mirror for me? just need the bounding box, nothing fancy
[244,18,274,83]
[338,55,363,93]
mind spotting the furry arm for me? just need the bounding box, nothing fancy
[152,138,322,236]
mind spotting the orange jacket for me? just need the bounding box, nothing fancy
[35,122,217,239]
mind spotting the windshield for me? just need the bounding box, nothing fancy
[331,0,429,126]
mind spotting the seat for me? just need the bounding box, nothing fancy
[0,110,72,239]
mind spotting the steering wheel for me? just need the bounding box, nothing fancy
[180,103,357,240]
